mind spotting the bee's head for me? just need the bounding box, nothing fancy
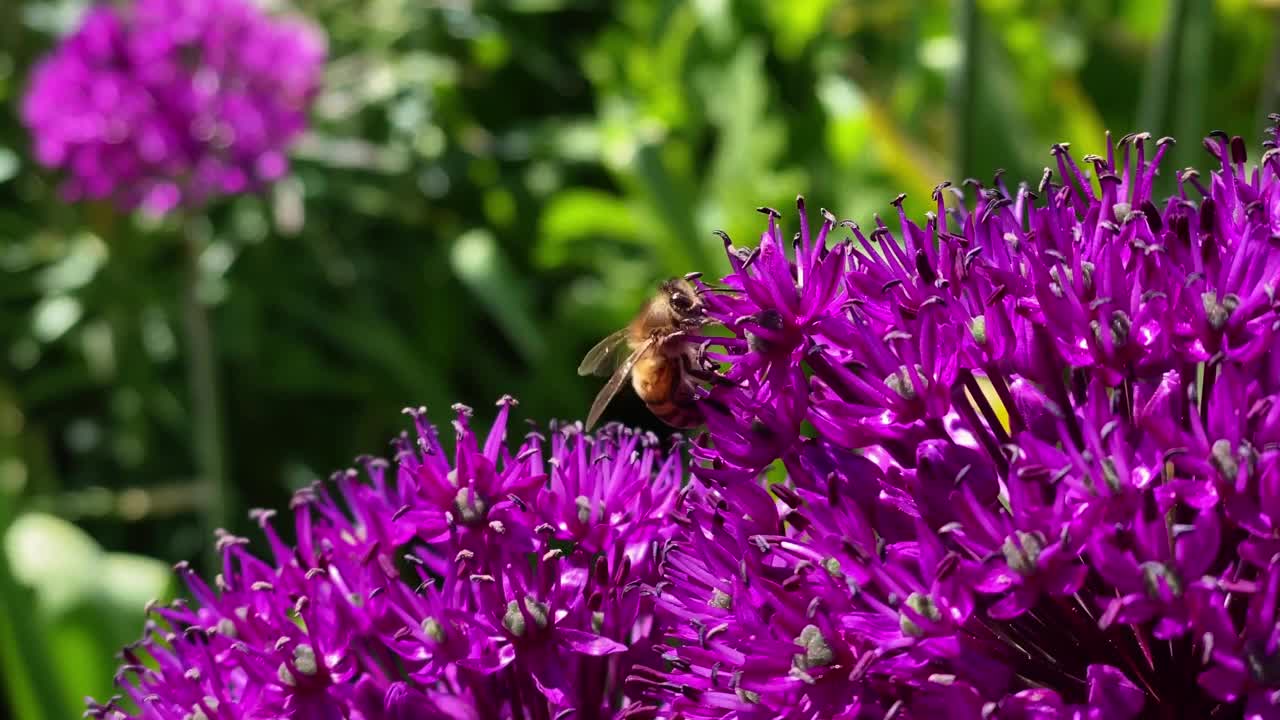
[660,277,705,327]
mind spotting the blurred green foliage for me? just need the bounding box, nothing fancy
[0,0,1277,714]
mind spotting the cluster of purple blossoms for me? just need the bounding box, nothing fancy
[21,0,325,215]
[91,118,1280,719]
[644,122,1280,718]
[87,399,683,720]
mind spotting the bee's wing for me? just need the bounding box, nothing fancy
[577,328,633,378]
[584,337,656,431]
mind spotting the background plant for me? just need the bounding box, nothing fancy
[0,0,1276,716]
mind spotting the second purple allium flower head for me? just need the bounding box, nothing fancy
[21,0,325,215]
[90,400,682,720]
[638,124,1280,718]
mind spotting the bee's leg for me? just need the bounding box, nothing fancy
[695,342,733,379]
[656,330,688,352]
[695,342,721,371]
[681,351,734,386]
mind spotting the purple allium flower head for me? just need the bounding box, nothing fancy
[88,401,682,720]
[94,118,1280,719]
[637,121,1280,718]
[21,0,325,215]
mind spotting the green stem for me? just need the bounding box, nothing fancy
[1256,10,1280,124]
[0,495,73,720]
[954,0,981,180]
[1174,0,1211,160]
[181,217,232,571]
[1137,0,1190,134]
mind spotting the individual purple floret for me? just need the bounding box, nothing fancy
[21,0,325,214]
[87,401,681,720]
[638,121,1280,718]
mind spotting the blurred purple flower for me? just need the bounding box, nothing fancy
[87,402,681,720]
[21,0,325,215]
[638,122,1280,718]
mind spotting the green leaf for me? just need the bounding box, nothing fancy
[698,39,807,258]
[536,189,641,267]
[761,0,836,59]
[764,458,788,487]
[3,512,174,712]
[451,229,547,364]
[0,147,19,185]
[101,552,175,615]
[0,506,75,720]
[4,511,100,616]
[631,143,709,273]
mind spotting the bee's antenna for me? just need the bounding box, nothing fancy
[695,285,744,295]
[683,271,703,281]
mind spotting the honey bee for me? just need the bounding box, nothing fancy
[578,276,717,430]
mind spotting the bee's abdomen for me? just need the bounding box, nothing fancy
[632,354,703,428]
[631,356,677,403]
[646,398,703,429]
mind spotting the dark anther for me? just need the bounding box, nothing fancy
[915,250,937,285]
[983,281,1013,303]
[980,198,1012,225]
[786,511,811,533]
[1200,198,1216,234]
[749,419,773,438]
[963,246,984,267]
[756,308,784,330]
[936,552,960,581]
[772,483,801,508]
[1140,201,1162,232]
[1231,136,1248,164]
